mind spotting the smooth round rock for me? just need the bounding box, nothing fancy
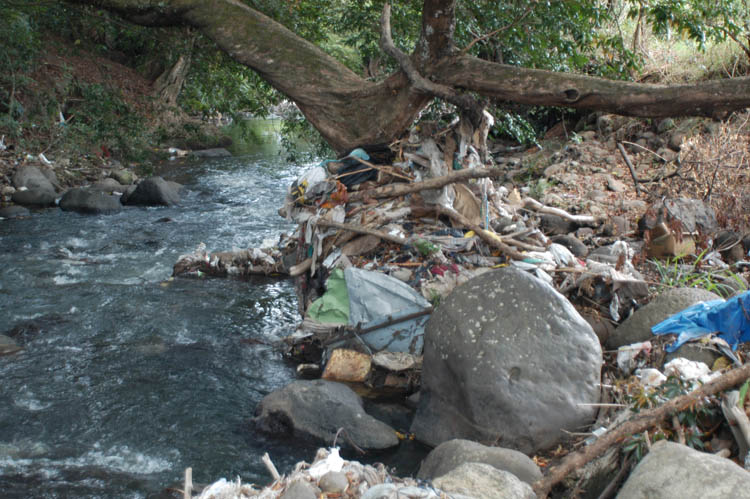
[411,268,602,454]
[617,441,750,499]
[432,462,536,499]
[318,471,348,493]
[418,439,542,485]
[606,287,722,349]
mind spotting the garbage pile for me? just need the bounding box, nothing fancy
[191,447,456,498]
[173,117,669,393]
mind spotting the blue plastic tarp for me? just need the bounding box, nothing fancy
[651,291,750,352]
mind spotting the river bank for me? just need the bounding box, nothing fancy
[3,111,750,498]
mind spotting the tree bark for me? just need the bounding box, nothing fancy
[65,0,750,153]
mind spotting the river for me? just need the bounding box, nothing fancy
[0,125,327,497]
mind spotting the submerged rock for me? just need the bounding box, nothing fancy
[0,335,22,356]
[59,187,122,215]
[254,379,399,450]
[121,176,182,206]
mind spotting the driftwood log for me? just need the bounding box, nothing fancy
[347,166,506,202]
[532,363,750,497]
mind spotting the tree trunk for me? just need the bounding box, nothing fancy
[154,53,191,108]
[64,0,750,154]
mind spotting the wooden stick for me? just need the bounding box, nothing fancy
[315,220,408,245]
[435,205,527,260]
[617,142,644,196]
[347,155,414,182]
[262,452,281,481]
[289,257,313,277]
[183,467,192,499]
[532,363,750,498]
[347,166,506,202]
[523,197,603,226]
[721,390,750,461]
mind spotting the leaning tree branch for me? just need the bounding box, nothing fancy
[380,3,483,126]
[532,363,750,498]
[347,166,506,202]
[439,55,750,119]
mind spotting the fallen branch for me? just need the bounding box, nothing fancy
[348,166,506,202]
[721,390,750,462]
[532,363,750,498]
[183,467,192,499]
[315,220,408,245]
[347,155,414,182]
[380,3,483,126]
[617,142,644,196]
[435,205,528,260]
[523,197,604,226]
[262,452,281,481]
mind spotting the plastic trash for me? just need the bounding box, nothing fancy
[664,358,721,386]
[635,368,667,387]
[651,291,750,351]
[307,268,349,324]
[617,340,652,374]
[307,447,344,480]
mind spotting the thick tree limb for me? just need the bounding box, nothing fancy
[65,0,750,153]
[440,55,750,118]
[532,363,750,498]
[315,220,409,246]
[523,197,604,226]
[434,205,528,260]
[347,167,506,202]
[380,3,483,125]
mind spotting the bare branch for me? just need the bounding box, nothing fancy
[532,363,750,498]
[380,3,483,125]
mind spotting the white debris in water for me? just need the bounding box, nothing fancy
[195,447,450,498]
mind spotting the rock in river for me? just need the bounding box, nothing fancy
[121,176,182,206]
[411,267,602,454]
[59,187,122,215]
[254,379,399,450]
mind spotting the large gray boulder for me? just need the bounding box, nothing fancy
[12,165,59,193]
[110,168,137,185]
[432,462,536,499]
[11,188,56,207]
[616,441,750,499]
[606,287,722,349]
[59,188,122,215]
[411,268,602,454]
[11,165,59,207]
[418,439,542,486]
[0,335,22,356]
[90,178,125,193]
[121,176,182,206]
[191,147,232,158]
[254,379,399,450]
[0,205,30,219]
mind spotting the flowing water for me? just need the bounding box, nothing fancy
[0,127,329,497]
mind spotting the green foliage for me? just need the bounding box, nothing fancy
[491,109,539,145]
[455,1,640,78]
[279,117,333,163]
[631,0,750,58]
[180,34,281,118]
[65,82,151,160]
[649,250,748,295]
[0,6,41,136]
[623,375,719,461]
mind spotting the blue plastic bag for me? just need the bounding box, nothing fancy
[651,291,750,352]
